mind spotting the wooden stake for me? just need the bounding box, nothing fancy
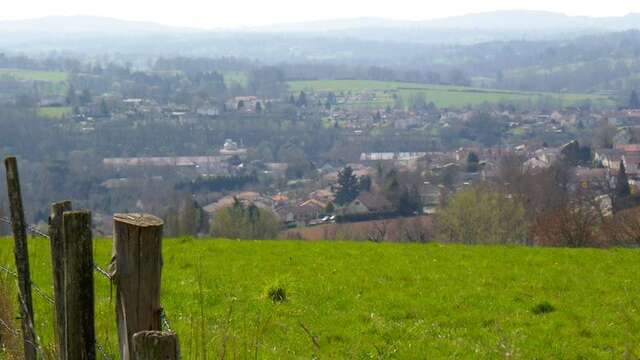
[111,213,164,360]
[63,210,95,360]
[49,200,72,360]
[132,331,179,360]
[4,156,37,360]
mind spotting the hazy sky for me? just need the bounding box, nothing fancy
[2,0,640,28]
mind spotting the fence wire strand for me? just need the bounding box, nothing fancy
[161,308,173,332]
[1,216,115,360]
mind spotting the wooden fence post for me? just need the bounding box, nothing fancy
[110,213,164,360]
[63,210,95,360]
[49,200,72,360]
[4,156,37,360]
[132,331,180,360]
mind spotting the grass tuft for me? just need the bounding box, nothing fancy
[264,280,287,303]
[532,301,555,315]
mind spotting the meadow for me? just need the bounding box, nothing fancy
[0,68,68,83]
[1,238,640,358]
[288,79,615,109]
[37,106,72,119]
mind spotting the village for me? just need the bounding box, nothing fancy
[58,87,640,237]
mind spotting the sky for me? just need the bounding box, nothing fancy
[1,0,640,29]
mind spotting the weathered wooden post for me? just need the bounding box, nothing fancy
[4,156,37,360]
[132,331,180,360]
[110,213,164,360]
[63,210,95,359]
[49,200,72,360]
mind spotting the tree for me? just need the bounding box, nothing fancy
[358,175,372,192]
[630,89,640,109]
[616,160,631,208]
[100,98,109,116]
[79,89,92,106]
[409,92,427,111]
[466,152,480,173]
[66,84,77,106]
[532,193,600,247]
[436,186,527,244]
[325,202,335,214]
[296,91,307,107]
[396,185,422,216]
[335,166,360,205]
[211,199,281,239]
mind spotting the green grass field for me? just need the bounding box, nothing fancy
[1,238,640,358]
[288,79,615,109]
[37,106,72,119]
[223,71,249,87]
[0,68,68,83]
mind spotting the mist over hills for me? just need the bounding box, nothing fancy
[0,11,639,65]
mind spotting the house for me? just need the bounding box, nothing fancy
[202,192,272,216]
[594,149,623,169]
[622,154,640,177]
[339,192,394,216]
[276,199,327,226]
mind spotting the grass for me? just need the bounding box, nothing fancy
[288,79,615,109]
[1,238,640,358]
[0,68,68,83]
[37,106,72,119]
[223,71,249,87]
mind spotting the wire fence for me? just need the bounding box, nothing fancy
[0,216,116,359]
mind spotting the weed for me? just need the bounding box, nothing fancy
[532,301,555,315]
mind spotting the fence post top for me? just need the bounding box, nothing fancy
[114,213,164,227]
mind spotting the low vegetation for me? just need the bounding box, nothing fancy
[288,79,614,109]
[0,68,68,83]
[2,238,640,358]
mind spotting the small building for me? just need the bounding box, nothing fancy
[339,192,394,216]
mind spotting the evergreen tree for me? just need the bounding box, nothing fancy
[358,175,372,192]
[335,166,360,205]
[466,152,480,172]
[66,84,77,106]
[296,91,307,107]
[100,98,109,116]
[617,160,631,199]
[631,89,640,109]
[325,202,335,214]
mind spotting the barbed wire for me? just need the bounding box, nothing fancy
[94,264,112,280]
[95,341,114,360]
[0,264,55,305]
[0,216,49,238]
[1,216,114,359]
[0,316,44,357]
[15,280,45,357]
[160,308,173,332]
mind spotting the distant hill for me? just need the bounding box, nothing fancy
[0,15,196,36]
[0,12,639,59]
[251,11,640,33]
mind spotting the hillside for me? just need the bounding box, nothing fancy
[2,238,640,358]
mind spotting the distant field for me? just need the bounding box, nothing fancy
[0,68,68,82]
[223,71,249,87]
[2,238,640,358]
[288,79,615,109]
[37,106,72,118]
